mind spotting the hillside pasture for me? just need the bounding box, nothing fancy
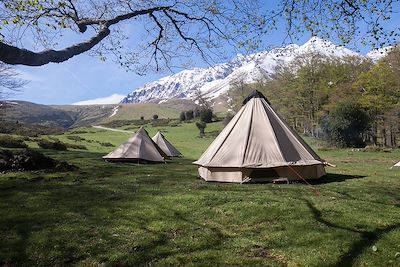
[0,121,399,266]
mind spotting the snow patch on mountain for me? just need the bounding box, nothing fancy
[109,105,120,118]
[121,37,388,104]
[366,47,392,61]
[73,94,125,105]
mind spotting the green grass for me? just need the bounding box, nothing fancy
[1,122,400,266]
[103,103,182,122]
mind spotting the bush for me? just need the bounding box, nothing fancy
[321,101,371,148]
[0,135,28,148]
[0,121,64,136]
[37,139,68,151]
[199,108,213,123]
[153,114,159,120]
[69,130,88,134]
[151,119,170,127]
[362,146,392,152]
[65,143,87,150]
[179,111,186,121]
[185,110,194,120]
[0,149,77,172]
[193,107,201,118]
[66,135,85,142]
[196,121,207,137]
[100,142,114,147]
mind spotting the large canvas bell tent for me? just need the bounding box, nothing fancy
[152,131,182,157]
[103,127,168,163]
[194,90,326,183]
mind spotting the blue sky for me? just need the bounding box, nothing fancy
[9,2,400,105]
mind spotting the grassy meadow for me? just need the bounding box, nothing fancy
[0,120,400,266]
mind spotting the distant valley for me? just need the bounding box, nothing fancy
[0,99,197,128]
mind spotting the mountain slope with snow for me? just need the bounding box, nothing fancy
[73,94,126,105]
[121,37,388,104]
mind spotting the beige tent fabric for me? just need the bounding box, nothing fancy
[194,90,326,182]
[391,161,400,169]
[103,127,168,163]
[152,131,182,157]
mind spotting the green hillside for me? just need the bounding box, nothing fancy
[0,121,399,266]
[1,101,75,128]
[103,99,197,122]
[1,99,198,128]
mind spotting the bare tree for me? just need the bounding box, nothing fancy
[192,88,211,110]
[0,63,26,99]
[0,0,264,71]
[265,0,399,49]
[0,1,398,71]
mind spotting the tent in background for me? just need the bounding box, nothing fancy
[391,161,400,169]
[152,131,182,157]
[194,90,326,183]
[103,127,168,163]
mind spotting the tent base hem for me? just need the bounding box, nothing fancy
[197,165,326,183]
[103,158,165,164]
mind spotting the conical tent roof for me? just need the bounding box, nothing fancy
[103,127,168,163]
[152,131,182,157]
[194,90,325,169]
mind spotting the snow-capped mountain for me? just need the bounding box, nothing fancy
[121,37,388,104]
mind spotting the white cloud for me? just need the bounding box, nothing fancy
[72,94,125,105]
[16,70,44,82]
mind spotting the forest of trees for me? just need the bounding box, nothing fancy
[228,46,400,148]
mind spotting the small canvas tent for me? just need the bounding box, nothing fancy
[152,131,182,157]
[391,161,400,169]
[194,90,326,183]
[103,127,168,163]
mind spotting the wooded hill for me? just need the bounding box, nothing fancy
[228,46,400,148]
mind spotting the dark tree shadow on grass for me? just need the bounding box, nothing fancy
[305,200,399,267]
[308,173,366,185]
[0,150,231,266]
[115,205,227,266]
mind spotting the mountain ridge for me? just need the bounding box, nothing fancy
[121,37,388,104]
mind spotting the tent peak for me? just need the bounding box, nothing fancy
[243,90,270,105]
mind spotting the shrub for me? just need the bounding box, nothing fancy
[0,135,28,148]
[151,119,170,127]
[193,107,201,118]
[37,139,68,151]
[199,108,213,123]
[185,110,194,120]
[140,116,144,120]
[153,114,159,120]
[66,135,85,142]
[195,121,207,137]
[0,149,77,172]
[65,143,87,150]
[0,121,64,136]
[70,130,88,134]
[321,101,371,148]
[100,142,114,147]
[179,111,186,121]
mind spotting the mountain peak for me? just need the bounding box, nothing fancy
[300,36,358,57]
[120,38,383,104]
